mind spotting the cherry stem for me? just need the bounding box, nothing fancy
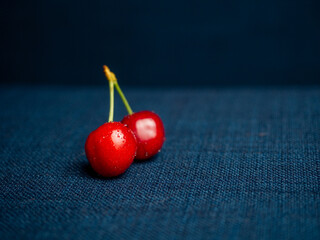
[108,81,114,122]
[114,82,133,115]
[103,65,134,117]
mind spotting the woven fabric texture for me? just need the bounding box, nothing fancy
[0,86,319,240]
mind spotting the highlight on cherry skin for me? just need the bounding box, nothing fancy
[85,122,137,177]
[122,111,165,160]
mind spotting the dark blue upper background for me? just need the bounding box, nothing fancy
[1,0,320,86]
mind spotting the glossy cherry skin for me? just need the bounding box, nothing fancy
[121,111,165,160]
[85,122,137,177]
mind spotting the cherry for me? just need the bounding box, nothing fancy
[84,65,137,177]
[122,111,165,160]
[102,65,166,161]
[85,122,137,177]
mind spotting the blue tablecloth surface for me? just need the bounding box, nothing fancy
[0,86,319,239]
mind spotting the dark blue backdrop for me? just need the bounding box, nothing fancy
[1,0,320,86]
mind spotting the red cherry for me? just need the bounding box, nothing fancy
[85,122,137,177]
[122,111,165,160]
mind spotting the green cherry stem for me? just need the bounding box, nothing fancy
[103,65,134,116]
[103,65,116,122]
[108,80,114,122]
[114,82,133,115]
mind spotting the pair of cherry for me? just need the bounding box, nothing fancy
[85,66,165,177]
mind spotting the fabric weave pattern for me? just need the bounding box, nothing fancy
[0,86,319,240]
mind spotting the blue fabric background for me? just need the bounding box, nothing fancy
[1,0,320,86]
[0,86,319,239]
